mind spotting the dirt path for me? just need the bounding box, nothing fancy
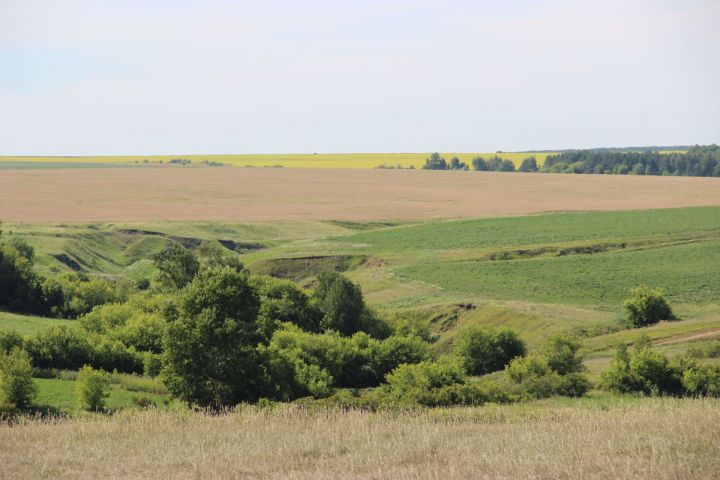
[1,167,719,222]
[653,329,720,346]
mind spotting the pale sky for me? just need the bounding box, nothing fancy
[1,0,718,155]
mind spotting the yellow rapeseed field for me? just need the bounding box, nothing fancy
[0,152,553,169]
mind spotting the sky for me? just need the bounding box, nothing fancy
[1,0,718,155]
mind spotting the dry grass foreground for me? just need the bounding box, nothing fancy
[1,168,719,222]
[1,399,719,480]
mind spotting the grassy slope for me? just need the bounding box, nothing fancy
[7,220,348,278]
[0,311,75,335]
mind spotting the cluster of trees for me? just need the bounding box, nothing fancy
[421,153,538,172]
[421,153,469,171]
[542,145,720,176]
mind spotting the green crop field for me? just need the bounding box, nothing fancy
[334,207,720,253]
[398,238,720,307]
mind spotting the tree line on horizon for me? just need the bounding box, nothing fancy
[415,145,720,177]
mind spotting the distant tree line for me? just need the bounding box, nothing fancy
[542,145,720,176]
[415,146,720,177]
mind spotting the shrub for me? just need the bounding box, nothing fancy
[544,334,585,375]
[381,359,465,406]
[0,348,37,408]
[624,285,675,327]
[48,275,134,319]
[113,312,165,353]
[601,345,640,393]
[0,330,24,354]
[143,352,163,378]
[251,275,323,336]
[506,352,590,399]
[388,312,435,342]
[454,326,526,375]
[681,363,720,396]
[132,395,156,408]
[77,365,110,411]
[375,335,432,376]
[91,335,143,374]
[152,243,200,290]
[25,326,93,370]
[600,344,714,396]
[506,354,551,383]
[629,347,678,394]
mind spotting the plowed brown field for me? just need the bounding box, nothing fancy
[2,167,719,222]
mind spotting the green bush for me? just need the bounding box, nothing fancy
[600,344,717,396]
[506,354,551,383]
[251,275,323,336]
[624,285,675,327]
[388,312,435,342]
[0,330,24,354]
[25,326,143,374]
[375,335,432,377]
[152,243,200,290]
[77,365,110,411]
[681,363,720,396]
[454,326,526,375]
[0,348,37,409]
[143,352,163,377]
[544,334,585,375]
[25,326,93,370]
[91,335,144,373]
[505,349,591,399]
[381,359,465,406]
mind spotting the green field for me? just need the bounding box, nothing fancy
[0,311,75,335]
[34,377,171,413]
[335,207,720,253]
[399,238,720,307]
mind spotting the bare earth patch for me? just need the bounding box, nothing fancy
[1,168,719,222]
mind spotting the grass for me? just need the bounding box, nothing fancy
[0,311,75,335]
[6,220,348,278]
[1,398,718,479]
[336,207,720,253]
[0,152,555,169]
[399,238,720,308]
[33,377,170,413]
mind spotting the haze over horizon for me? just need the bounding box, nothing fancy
[1,0,718,156]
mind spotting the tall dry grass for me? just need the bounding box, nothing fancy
[1,398,719,479]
